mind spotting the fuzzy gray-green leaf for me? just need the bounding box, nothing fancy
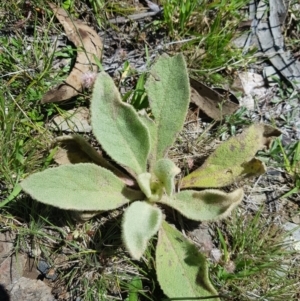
[122,201,162,260]
[91,72,150,176]
[153,159,180,196]
[157,188,244,221]
[136,173,152,198]
[21,163,143,211]
[156,221,220,300]
[145,54,190,167]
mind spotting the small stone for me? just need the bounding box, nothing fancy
[49,107,91,133]
[210,248,222,263]
[45,268,58,281]
[37,260,58,281]
[37,260,50,275]
[291,214,300,225]
[224,260,236,273]
[31,245,42,257]
[189,225,214,254]
[10,277,55,301]
[54,254,68,265]
[252,193,267,204]
[0,253,27,290]
[282,222,300,252]
[237,71,268,110]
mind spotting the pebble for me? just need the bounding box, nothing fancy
[37,260,58,281]
[282,222,300,251]
[10,277,55,301]
[49,107,91,133]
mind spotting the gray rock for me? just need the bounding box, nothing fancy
[10,277,55,301]
[0,232,15,264]
[49,107,91,133]
[189,224,215,254]
[37,260,58,281]
[282,222,300,251]
[0,253,27,291]
[37,260,50,275]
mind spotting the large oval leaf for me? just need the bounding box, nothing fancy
[181,124,281,188]
[145,54,190,167]
[21,163,144,211]
[157,188,244,221]
[91,72,150,176]
[156,221,220,300]
[122,201,162,260]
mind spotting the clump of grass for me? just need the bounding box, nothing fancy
[0,34,52,190]
[162,0,199,36]
[258,137,300,199]
[212,208,300,300]
[0,0,87,190]
[161,0,254,83]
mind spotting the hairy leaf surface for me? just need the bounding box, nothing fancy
[136,173,152,198]
[158,188,243,221]
[153,159,180,196]
[156,221,220,300]
[181,124,281,188]
[122,201,162,260]
[91,72,150,176]
[145,54,190,167]
[21,163,143,211]
[54,135,135,186]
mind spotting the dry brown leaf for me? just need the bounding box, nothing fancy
[41,4,103,103]
[190,78,239,120]
[53,140,93,165]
